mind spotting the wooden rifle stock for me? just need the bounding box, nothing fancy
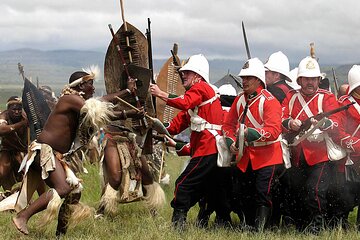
[284,102,355,144]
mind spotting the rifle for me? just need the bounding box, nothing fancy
[284,102,355,144]
[170,44,185,84]
[235,94,252,162]
[146,17,156,113]
[332,68,339,99]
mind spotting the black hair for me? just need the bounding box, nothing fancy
[68,71,89,84]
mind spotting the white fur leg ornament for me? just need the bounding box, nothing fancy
[99,183,119,216]
[38,189,62,227]
[68,202,94,227]
[142,182,166,211]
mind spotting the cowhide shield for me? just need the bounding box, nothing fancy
[155,54,184,122]
[104,22,155,117]
[22,78,51,141]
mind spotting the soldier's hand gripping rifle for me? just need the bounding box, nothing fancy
[234,92,256,162]
[283,102,355,145]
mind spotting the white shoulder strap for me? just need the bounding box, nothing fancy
[246,95,265,128]
[317,93,324,113]
[236,95,246,120]
[236,94,264,128]
[198,94,218,107]
[288,93,297,116]
[347,96,360,137]
[349,96,360,115]
[295,93,319,119]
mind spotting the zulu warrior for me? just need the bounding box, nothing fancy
[12,66,141,236]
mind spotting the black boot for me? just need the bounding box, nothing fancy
[196,200,212,228]
[214,213,232,228]
[307,214,325,235]
[172,209,187,231]
[254,206,271,232]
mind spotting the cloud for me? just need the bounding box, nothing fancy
[1,0,360,65]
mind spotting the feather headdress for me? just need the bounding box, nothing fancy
[68,65,100,88]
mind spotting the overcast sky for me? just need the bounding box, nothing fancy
[1,0,360,65]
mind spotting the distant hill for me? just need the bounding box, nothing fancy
[0,48,356,92]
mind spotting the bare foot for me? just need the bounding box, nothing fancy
[12,216,29,235]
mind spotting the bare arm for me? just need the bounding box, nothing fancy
[0,112,28,135]
[111,108,145,120]
[149,83,169,102]
[101,77,137,103]
[101,89,132,104]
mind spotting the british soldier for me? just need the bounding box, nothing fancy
[223,58,283,232]
[264,51,294,227]
[150,54,230,230]
[264,51,293,104]
[281,56,339,234]
[334,65,360,230]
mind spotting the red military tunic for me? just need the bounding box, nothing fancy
[336,95,360,158]
[223,86,283,172]
[165,81,223,158]
[282,88,339,166]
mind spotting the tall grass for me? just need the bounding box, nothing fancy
[0,153,359,239]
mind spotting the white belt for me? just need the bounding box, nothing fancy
[245,136,281,147]
[204,123,222,131]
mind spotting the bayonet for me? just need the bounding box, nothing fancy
[332,68,339,99]
[242,21,251,59]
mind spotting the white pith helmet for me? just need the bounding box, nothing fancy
[288,67,301,90]
[218,84,237,96]
[179,54,209,83]
[348,65,360,94]
[238,58,266,87]
[264,51,291,81]
[297,56,322,81]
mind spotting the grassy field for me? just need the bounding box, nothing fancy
[0,86,359,239]
[0,152,360,240]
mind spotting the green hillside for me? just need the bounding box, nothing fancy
[0,48,356,97]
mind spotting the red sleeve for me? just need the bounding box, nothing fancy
[176,143,191,156]
[166,83,209,110]
[334,98,360,153]
[281,92,292,132]
[166,110,190,135]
